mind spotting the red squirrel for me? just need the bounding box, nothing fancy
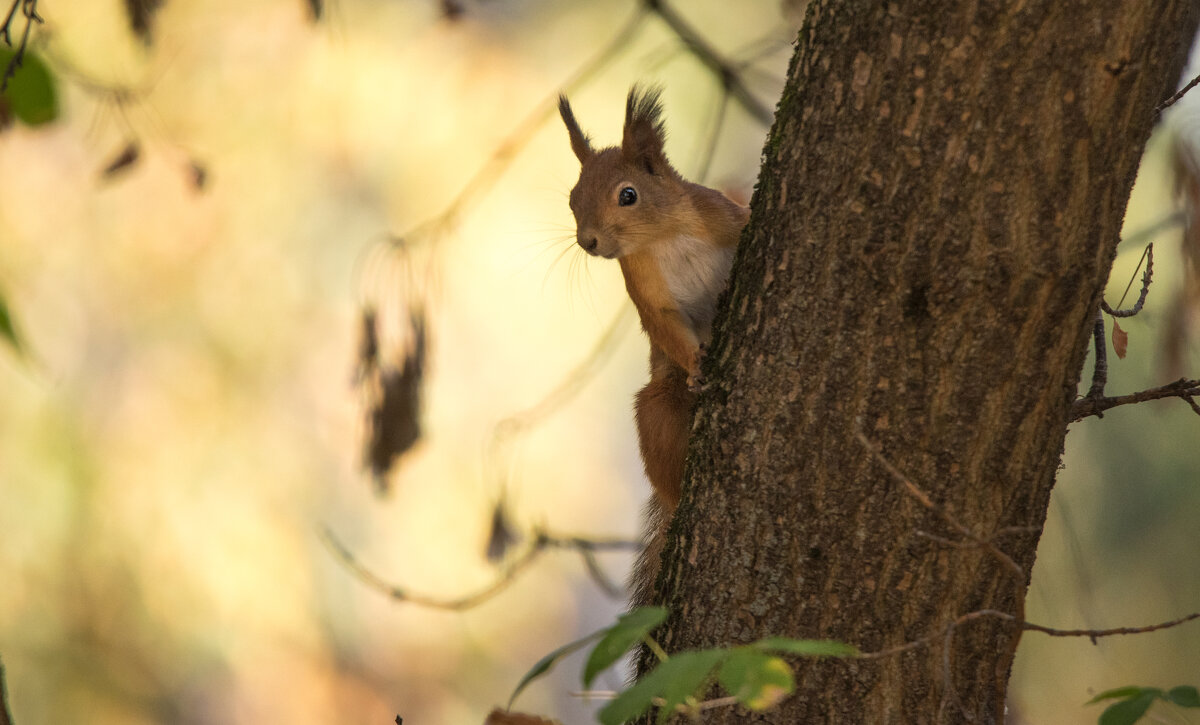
[558,87,749,600]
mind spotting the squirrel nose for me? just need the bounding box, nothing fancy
[580,237,599,254]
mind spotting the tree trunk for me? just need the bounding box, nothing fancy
[643,2,1199,723]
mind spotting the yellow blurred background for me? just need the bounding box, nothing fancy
[0,2,1196,723]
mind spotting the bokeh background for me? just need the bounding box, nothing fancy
[0,2,1197,723]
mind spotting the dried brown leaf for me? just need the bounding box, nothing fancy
[362,309,426,492]
[1112,318,1128,359]
[353,307,380,384]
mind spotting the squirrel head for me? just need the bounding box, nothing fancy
[559,86,687,259]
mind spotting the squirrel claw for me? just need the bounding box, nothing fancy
[687,372,707,393]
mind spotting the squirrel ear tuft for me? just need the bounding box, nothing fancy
[622,85,668,173]
[558,95,594,164]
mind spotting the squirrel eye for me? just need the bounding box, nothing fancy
[618,186,638,207]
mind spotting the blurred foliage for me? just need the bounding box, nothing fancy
[509,606,856,724]
[0,48,56,126]
[0,288,21,355]
[1087,685,1200,725]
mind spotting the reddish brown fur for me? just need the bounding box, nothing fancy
[558,87,749,601]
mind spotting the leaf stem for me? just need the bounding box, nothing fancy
[643,635,670,663]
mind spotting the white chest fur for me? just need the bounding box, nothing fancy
[653,235,734,339]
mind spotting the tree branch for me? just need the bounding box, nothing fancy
[1100,243,1153,318]
[1156,71,1200,116]
[1085,309,1109,400]
[642,0,774,125]
[320,526,639,610]
[857,608,1200,662]
[1071,377,1200,421]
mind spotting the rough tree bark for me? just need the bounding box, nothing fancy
[641,2,1200,723]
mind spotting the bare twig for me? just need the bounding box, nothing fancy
[642,0,774,125]
[855,427,1031,710]
[856,608,1200,662]
[1083,241,1160,403]
[854,430,1025,582]
[1085,308,1109,399]
[0,1,18,46]
[1071,377,1200,421]
[321,525,544,610]
[321,526,639,610]
[1,0,42,92]
[579,547,625,598]
[1100,243,1153,318]
[390,6,649,252]
[1156,71,1200,117]
[486,304,635,495]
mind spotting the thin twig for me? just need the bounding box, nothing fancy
[643,0,774,126]
[486,304,635,492]
[854,430,1025,582]
[856,427,1030,711]
[1071,377,1200,421]
[1156,72,1200,117]
[1,0,42,92]
[914,525,1041,550]
[0,1,18,45]
[391,6,649,251]
[321,526,639,610]
[1085,308,1108,399]
[579,548,624,598]
[1101,243,1153,317]
[856,607,1200,662]
[321,526,545,610]
[623,605,1200,721]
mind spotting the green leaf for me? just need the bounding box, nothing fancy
[507,630,603,710]
[597,664,662,725]
[1166,686,1200,708]
[1088,687,1160,705]
[751,636,859,657]
[718,649,794,711]
[0,49,58,126]
[1098,691,1159,725]
[598,649,727,725]
[583,606,668,687]
[652,649,728,724]
[0,291,22,356]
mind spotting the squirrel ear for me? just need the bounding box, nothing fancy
[622,85,668,174]
[558,95,594,164]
